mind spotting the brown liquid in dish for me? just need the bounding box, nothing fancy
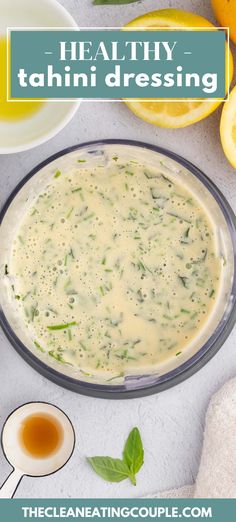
[19,413,63,458]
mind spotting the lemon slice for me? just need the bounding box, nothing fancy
[124,9,233,128]
[220,86,236,169]
[211,0,236,45]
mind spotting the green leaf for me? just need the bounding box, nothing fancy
[93,0,139,5]
[87,457,131,482]
[123,427,144,476]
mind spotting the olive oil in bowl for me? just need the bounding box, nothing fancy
[0,36,43,121]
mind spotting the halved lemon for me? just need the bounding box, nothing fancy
[211,0,236,45]
[124,9,233,128]
[220,86,236,169]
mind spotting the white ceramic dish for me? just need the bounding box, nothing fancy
[0,0,80,154]
[0,402,75,498]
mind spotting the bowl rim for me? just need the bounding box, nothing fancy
[0,0,80,155]
[1,138,236,399]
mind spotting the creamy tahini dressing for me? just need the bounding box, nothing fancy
[8,156,222,379]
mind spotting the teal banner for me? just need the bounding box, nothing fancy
[0,498,235,521]
[9,29,226,99]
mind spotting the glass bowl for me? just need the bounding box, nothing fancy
[1,140,236,399]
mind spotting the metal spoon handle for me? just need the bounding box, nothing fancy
[0,468,24,498]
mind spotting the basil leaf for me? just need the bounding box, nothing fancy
[87,456,131,482]
[123,427,144,477]
[93,0,139,5]
[87,427,144,486]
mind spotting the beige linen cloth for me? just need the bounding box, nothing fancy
[148,377,236,498]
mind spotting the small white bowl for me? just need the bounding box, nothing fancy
[0,402,75,498]
[0,0,80,154]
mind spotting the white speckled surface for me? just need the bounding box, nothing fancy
[0,0,236,499]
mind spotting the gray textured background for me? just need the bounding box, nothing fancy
[0,0,236,498]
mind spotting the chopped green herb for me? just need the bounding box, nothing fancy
[178,275,189,288]
[34,341,45,353]
[79,340,87,351]
[167,212,191,224]
[66,207,74,219]
[181,308,190,314]
[144,171,159,179]
[47,321,77,331]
